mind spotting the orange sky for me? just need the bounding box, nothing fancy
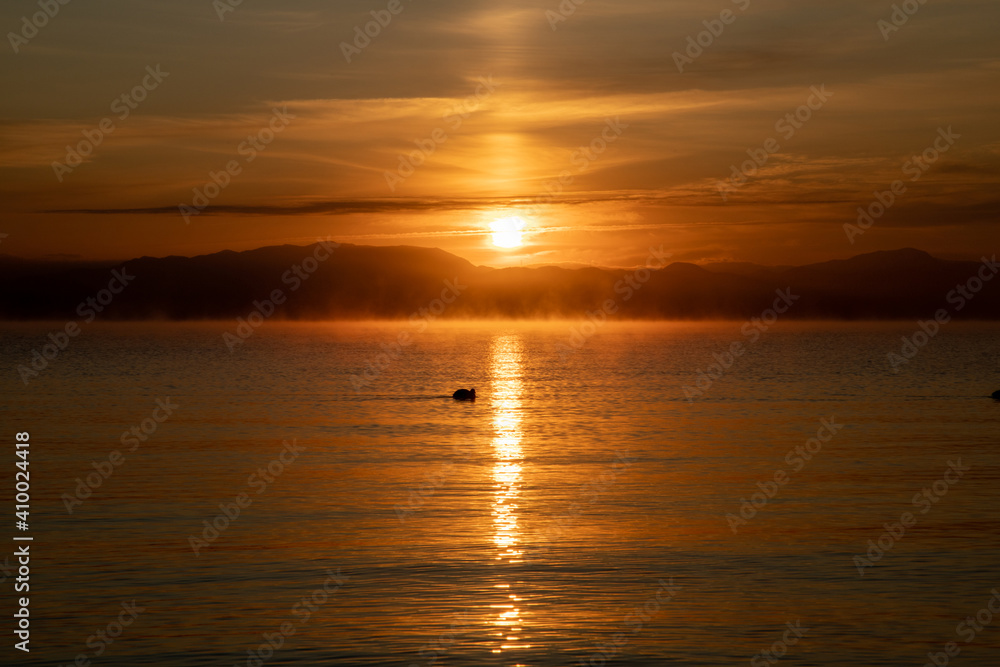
[1,0,998,267]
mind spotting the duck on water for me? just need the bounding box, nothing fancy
[453,388,476,401]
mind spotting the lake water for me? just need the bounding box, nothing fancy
[2,321,999,666]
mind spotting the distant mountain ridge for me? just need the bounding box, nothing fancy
[0,244,997,320]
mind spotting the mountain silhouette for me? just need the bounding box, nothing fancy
[0,244,996,320]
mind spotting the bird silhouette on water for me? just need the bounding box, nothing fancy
[453,388,476,401]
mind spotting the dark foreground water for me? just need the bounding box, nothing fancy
[1,321,999,666]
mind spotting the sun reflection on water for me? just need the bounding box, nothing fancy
[489,334,531,657]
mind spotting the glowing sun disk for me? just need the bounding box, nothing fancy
[491,217,525,248]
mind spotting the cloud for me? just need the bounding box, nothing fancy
[0,0,997,265]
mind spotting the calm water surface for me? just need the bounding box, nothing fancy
[1,321,999,666]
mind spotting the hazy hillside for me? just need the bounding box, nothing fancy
[0,244,996,320]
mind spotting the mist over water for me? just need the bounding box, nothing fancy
[3,321,999,665]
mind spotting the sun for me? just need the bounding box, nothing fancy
[490,217,526,248]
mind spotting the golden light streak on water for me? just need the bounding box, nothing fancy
[489,333,530,658]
